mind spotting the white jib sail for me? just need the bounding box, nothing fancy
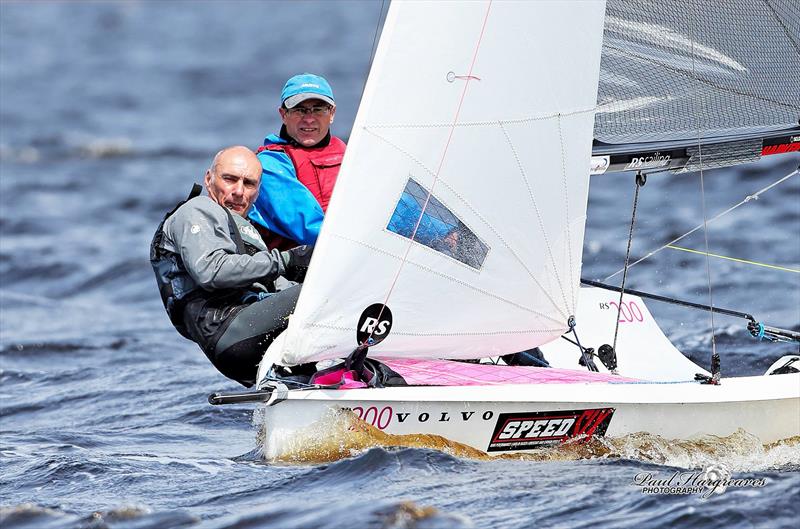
[271,0,607,365]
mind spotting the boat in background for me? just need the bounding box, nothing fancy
[211,0,800,459]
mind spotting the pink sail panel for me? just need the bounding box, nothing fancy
[381,358,639,387]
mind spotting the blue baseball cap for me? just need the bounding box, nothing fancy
[281,73,335,108]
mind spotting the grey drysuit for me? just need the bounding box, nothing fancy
[156,195,300,386]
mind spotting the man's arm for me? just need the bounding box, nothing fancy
[165,197,287,290]
[248,150,324,245]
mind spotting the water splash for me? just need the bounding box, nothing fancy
[573,430,800,472]
[256,408,488,464]
[257,407,800,471]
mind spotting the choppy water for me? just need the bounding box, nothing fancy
[1,2,799,528]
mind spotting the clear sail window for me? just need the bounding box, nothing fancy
[387,178,488,269]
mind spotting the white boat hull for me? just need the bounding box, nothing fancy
[260,372,800,459]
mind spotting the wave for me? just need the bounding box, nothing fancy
[0,500,469,529]
[0,504,198,529]
[0,262,78,285]
[0,368,46,384]
[298,445,469,492]
[0,338,127,357]
[0,217,55,236]
[195,499,468,529]
[0,140,213,163]
[175,406,253,428]
[57,258,151,297]
[0,258,154,305]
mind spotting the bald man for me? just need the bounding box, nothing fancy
[150,146,313,387]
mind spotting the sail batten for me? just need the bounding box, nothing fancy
[366,108,599,130]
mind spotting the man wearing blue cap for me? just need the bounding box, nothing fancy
[249,73,347,250]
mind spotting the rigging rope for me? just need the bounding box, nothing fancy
[567,316,599,372]
[582,278,800,345]
[612,172,645,354]
[665,244,800,274]
[359,0,388,102]
[603,167,798,281]
[581,279,755,321]
[689,2,719,383]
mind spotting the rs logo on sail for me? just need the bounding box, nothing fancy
[359,317,391,335]
[356,303,394,345]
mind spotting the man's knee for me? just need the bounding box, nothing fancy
[212,334,275,387]
[211,286,301,386]
[215,286,300,352]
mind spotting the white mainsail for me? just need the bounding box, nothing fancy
[271,0,607,365]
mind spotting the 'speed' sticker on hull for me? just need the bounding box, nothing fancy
[487,408,615,452]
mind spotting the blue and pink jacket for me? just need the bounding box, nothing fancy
[248,131,345,249]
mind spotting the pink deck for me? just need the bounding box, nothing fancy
[381,358,638,386]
